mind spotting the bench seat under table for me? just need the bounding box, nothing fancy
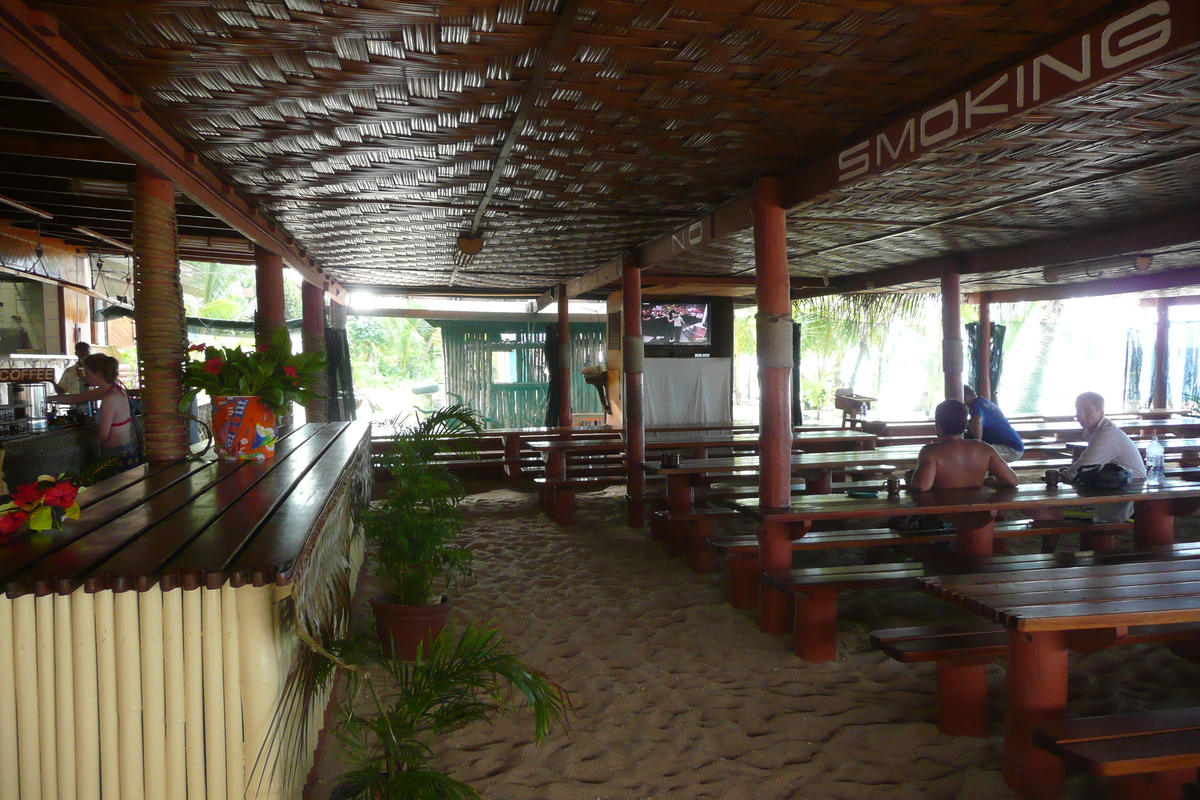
[713,519,1133,612]
[872,621,1200,739]
[1033,707,1200,800]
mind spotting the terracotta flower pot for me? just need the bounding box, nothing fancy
[211,396,277,461]
[369,594,453,661]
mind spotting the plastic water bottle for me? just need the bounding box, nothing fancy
[1146,435,1165,486]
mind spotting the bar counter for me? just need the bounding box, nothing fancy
[0,420,372,800]
[0,421,100,489]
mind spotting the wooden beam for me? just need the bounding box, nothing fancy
[0,130,130,163]
[467,0,584,237]
[985,265,1200,303]
[72,226,131,251]
[0,0,347,302]
[624,1,1200,276]
[1139,295,1200,307]
[349,308,601,324]
[0,191,50,218]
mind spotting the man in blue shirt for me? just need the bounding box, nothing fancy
[963,385,1024,462]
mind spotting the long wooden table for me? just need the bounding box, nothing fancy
[1014,417,1200,442]
[923,555,1200,798]
[735,480,1200,635]
[529,429,877,485]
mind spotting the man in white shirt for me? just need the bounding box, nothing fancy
[1062,391,1147,524]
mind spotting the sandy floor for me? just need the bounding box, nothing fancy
[305,484,1200,800]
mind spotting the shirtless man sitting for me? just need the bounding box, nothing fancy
[910,399,1019,491]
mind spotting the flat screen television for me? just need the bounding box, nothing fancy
[641,301,710,346]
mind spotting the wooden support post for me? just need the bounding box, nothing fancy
[622,253,646,527]
[978,291,992,401]
[301,282,328,424]
[132,166,188,461]
[254,246,286,349]
[1153,298,1169,409]
[942,263,963,402]
[753,177,793,512]
[557,284,572,428]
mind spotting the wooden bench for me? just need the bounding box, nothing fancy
[1033,708,1200,800]
[873,621,1200,739]
[713,519,1132,611]
[758,520,1136,663]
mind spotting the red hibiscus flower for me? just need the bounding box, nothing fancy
[11,483,44,508]
[187,343,208,353]
[283,366,298,378]
[204,357,224,374]
[44,482,79,509]
[0,510,28,536]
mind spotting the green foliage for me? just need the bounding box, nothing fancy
[349,316,442,390]
[179,325,326,416]
[328,621,570,800]
[367,405,483,606]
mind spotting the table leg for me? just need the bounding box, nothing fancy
[758,520,797,635]
[803,469,832,494]
[504,434,522,486]
[949,511,996,558]
[1134,499,1174,546]
[1004,629,1067,798]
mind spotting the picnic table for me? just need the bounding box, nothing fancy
[528,429,877,485]
[1013,417,1200,442]
[922,555,1200,797]
[735,480,1200,636]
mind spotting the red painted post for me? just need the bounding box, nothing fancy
[1153,298,1169,409]
[978,291,992,400]
[753,177,793,509]
[942,263,963,402]
[1004,629,1067,798]
[301,281,328,423]
[132,166,188,461]
[557,284,572,428]
[622,253,646,527]
[752,177,794,633]
[254,245,286,349]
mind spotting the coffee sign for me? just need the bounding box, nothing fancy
[0,368,55,383]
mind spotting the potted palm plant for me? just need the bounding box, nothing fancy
[366,404,482,659]
[179,325,326,460]
[327,621,569,800]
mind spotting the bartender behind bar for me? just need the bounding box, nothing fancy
[53,342,94,418]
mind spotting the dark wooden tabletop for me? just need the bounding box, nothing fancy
[733,480,1200,522]
[0,421,371,598]
[527,429,876,453]
[922,557,1200,632]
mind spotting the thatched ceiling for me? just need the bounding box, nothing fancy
[1,0,1197,299]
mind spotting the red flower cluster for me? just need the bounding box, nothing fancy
[204,357,224,375]
[187,343,208,353]
[0,510,27,536]
[0,475,84,542]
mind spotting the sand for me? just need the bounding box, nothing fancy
[304,484,1200,800]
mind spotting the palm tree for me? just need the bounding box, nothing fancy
[1016,300,1065,413]
[793,293,936,408]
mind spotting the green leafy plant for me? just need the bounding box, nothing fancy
[328,621,569,800]
[367,404,483,606]
[178,325,326,416]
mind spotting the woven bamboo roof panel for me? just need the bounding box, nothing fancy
[37,0,1142,291]
[651,46,1200,291]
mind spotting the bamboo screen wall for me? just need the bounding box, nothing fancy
[0,431,372,800]
[438,322,606,428]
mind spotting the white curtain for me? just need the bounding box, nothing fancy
[642,357,732,426]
